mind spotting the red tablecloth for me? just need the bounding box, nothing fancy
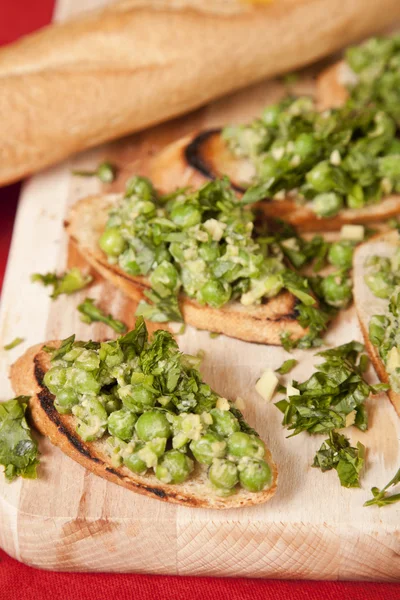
[0,3,399,598]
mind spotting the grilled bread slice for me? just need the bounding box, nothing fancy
[150,130,400,232]
[65,194,308,345]
[353,230,400,416]
[10,342,278,509]
[315,61,350,111]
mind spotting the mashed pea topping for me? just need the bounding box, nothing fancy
[344,35,400,126]
[43,318,272,495]
[365,242,400,392]
[223,96,400,215]
[98,176,355,348]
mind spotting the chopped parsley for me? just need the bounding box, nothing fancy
[0,397,39,482]
[77,298,127,334]
[32,268,92,299]
[364,467,400,507]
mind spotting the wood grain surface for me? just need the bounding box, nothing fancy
[0,0,399,580]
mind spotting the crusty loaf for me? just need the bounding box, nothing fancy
[150,130,400,232]
[10,342,278,509]
[65,194,309,345]
[353,230,400,417]
[1,0,400,186]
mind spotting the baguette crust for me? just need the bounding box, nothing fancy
[353,230,400,416]
[150,130,400,232]
[9,342,278,509]
[2,0,400,185]
[65,194,309,345]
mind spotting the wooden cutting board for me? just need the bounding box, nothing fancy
[0,0,399,580]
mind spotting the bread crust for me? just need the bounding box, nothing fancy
[65,194,309,345]
[353,230,400,417]
[150,130,400,232]
[2,0,400,185]
[9,342,278,509]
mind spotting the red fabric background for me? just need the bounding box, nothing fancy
[0,2,398,598]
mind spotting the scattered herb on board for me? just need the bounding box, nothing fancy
[313,431,365,488]
[0,397,39,482]
[3,337,24,351]
[275,359,298,375]
[77,298,127,334]
[274,341,389,488]
[364,468,400,507]
[31,268,92,299]
[72,161,116,183]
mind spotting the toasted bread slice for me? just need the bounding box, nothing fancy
[150,129,400,232]
[65,194,308,345]
[353,230,400,416]
[10,342,278,509]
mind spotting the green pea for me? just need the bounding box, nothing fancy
[74,349,100,372]
[294,133,316,159]
[190,433,226,465]
[238,459,272,492]
[347,183,365,209]
[107,409,137,441]
[99,393,121,415]
[364,273,394,299]
[311,193,343,218]
[155,450,193,484]
[99,227,126,257]
[261,104,281,127]
[135,411,172,442]
[125,176,154,201]
[72,398,108,442]
[209,459,238,490]
[328,241,354,270]
[227,432,265,460]
[321,272,352,308]
[99,342,124,368]
[258,156,279,179]
[63,347,84,363]
[171,203,202,228]
[369,315,389,346]
[55,387,79,412]
[199,244,220,262]
[210,409,240,437]
[378,155,400,180]
[119,384,156,412]
[306,161,335,193]
[199,280,231,308]
[124,444,147,474]
[43,366,67,395]
[149,261,180,298]
[67,367,101,395]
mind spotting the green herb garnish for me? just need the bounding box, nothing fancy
[4,337,24,351]
[275,341,381,437]
[313,430,365,488]
[77,298,127,334]
[275,359,298,375]
[0,397,39,482]
[72,161,116,183]
[32,268,92,299]
[364,467,400,507]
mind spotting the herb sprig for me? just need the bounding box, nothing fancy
[77,298,127,334]
[32,268,92,299]
[364,468,400,507]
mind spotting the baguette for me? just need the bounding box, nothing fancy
[10,342,277,509]
[353,230,400,416]
[2,0,400,186]
[150,130,400,232]
[65,194,309,345]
